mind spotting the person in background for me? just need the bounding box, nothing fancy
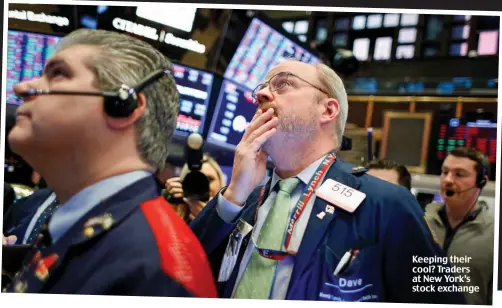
[425,147,493,305]
[2,28,217,297]
[366,158,412,190]
[165,153,225,222]
[190,59,465,303]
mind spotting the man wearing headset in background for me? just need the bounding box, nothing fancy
[425,147,494,305]
[2,29,217,297]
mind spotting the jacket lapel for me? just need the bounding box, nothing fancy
[289,159,363,291]
[4,176,161,294]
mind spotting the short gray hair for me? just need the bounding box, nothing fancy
[55,29,179,171]
[315,62,348,151]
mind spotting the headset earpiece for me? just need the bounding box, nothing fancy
[476,165,487,189]
[477,178,486,189]
[103,85,138,118]
[103,68,171,118]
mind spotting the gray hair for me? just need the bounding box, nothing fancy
[55,29,179,170]
[315,62,349,151]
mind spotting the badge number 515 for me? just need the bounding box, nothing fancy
[316,179,367,213]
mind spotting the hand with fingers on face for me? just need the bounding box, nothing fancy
[224,107,278,206]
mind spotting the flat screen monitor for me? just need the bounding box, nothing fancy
[464,120,497,164]
[436,118,497,164]
[206,79,257,150]
[433,117,497,180]
[435,117,464,161]
[223,17,320,92]
[6,30,61,105]
[171,63,214,136]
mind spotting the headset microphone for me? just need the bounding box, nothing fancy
[445,185,477,197]
[18,68,171,118]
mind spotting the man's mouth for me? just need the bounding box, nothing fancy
[442,187,455,197]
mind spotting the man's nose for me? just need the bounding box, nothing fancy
[443,172,454,184]
[13,81,30,96]
[256,86,274,104]
[13,79,41,102]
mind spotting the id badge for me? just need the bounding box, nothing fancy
[316,179,366,213]
[217,219,253,282]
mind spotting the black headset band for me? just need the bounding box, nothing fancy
[133,68,171,94]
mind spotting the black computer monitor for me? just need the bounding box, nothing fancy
[206,79,256,150]
[171,62,215,137]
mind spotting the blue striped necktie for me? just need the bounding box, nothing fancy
[26,199,59,244]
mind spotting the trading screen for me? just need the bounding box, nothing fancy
[6,30,61,105]
[465,120,497,164]
[436,118,497,164]
[206,79,256,149]
[171,63,214,136]
[224,18,320,92]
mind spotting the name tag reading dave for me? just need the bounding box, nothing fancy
[316,179,366,213]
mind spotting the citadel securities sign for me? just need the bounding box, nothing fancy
[112,17,206,54]
[9,9,70,27]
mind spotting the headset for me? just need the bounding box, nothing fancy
[475,162,487,189]
[18,68,171,118]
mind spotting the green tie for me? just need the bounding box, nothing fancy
[233,177,301,299]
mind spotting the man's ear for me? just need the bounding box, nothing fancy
[320,97,339,125]
[106,93,147,129]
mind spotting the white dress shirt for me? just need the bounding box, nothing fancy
[216,155,328,299]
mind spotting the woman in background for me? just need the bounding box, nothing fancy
[164,154,225,223]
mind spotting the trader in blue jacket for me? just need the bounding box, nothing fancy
[2,29,217,298]
[191,59,467,304]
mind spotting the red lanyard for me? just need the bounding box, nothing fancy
[252,152,337,260]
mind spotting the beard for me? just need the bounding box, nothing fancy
[262,104,317,156]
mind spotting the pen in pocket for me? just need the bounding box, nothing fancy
[333,249,359,276]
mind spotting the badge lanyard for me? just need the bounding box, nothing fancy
[252,152,337,261]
